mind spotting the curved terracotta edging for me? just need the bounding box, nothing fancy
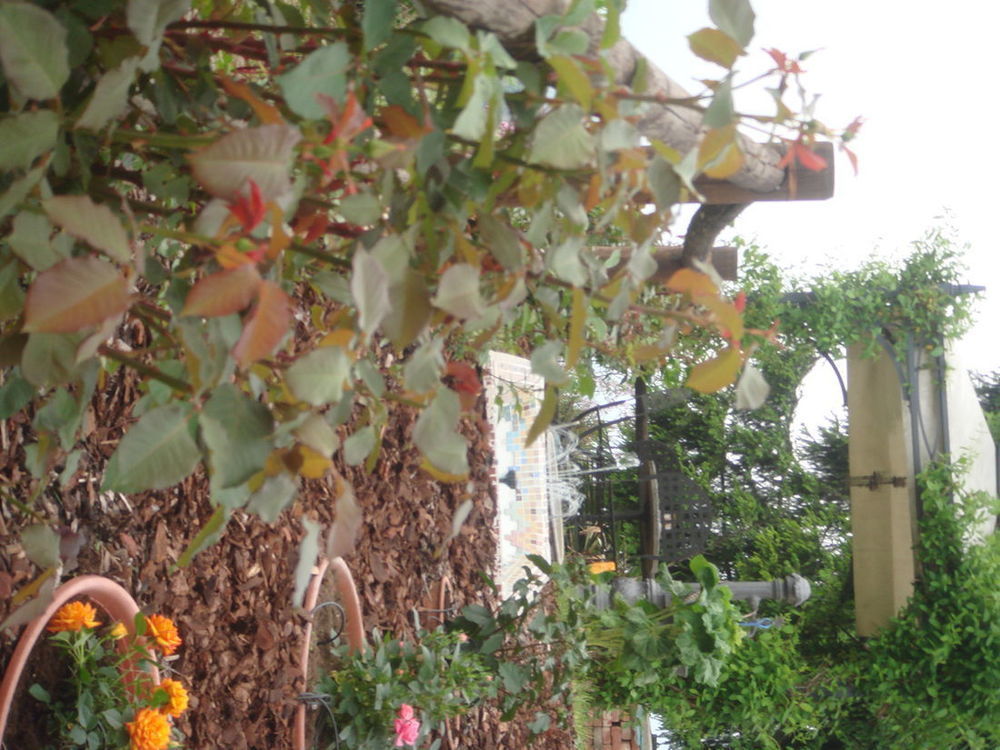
[294,556,365,750]
[0,575,159,741]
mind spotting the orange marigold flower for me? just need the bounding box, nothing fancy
[125,707,171,750]
[156,678,189,718]
[47,601,101,633]
[146,614,182,656]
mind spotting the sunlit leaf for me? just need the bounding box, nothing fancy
[686,346,742,393]
[699,125,744,179]
[286,346,351,406]
[277,43,350,120]
[295,414,339,457]
[733,362,770,410]
[421,16,470,51]
[102,403,201,492]
[189,124,302,200]
[548,55,592,110]
[43,195,131,263]
[527,104,595,170]
[0,110,59,171]
[531,340,570,386]
[350,250,391,337]
[433,263,484,319]
[232,281,292,368]
[665,268,718,297]
[23,256,129,333]
[413,389,469,477]
[181,264,261,318]
[688,28,742,69]
[0,3,69,101]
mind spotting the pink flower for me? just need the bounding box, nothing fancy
[394,704,420,747]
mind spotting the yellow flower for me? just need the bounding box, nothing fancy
[156,678,189,718]
[125,708,171,750]
[109,622,129,639]
[145,614,182,656]
[47,601,101,633]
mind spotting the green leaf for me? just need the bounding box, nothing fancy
[0,110,59,171]
[703,78,735,129]
[362,0,396,51]
[246,473,297,522]
[292,517,321,607]
[350,250,391,337]
[531,340,570,386]
[688,28,743,69]
[421,16,470,52]
[20,332,86,388]
[525,384,557,447]
[43,195,131,263]
[0,3,70,100]
[286,346,351,406]
[343,425,376,466]
[403,337,444,393]
[0,371,34,419]
[277,43,350,120]
[102,403,201,493]
[382,269,431,349]
[0,260,25,322]
[0,161,49,223]
[22,524,60,568]
[432,263,484,319]
[189,124,302,200]
[74,57,141,131]
[478,214,524,271]
[8,211,66,271]
[231,280,292,368]
[23,256,129,334]
[452,72,497,142]
[127,0,190,46]
[709,0,755,47]
[527,104,595,170]
[413,388,469,477]
[178,506,229,567]
[28,683,50,704]
[339,191,381,225]
[200,383,274,487]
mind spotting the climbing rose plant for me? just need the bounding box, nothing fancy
[0,0,854,598]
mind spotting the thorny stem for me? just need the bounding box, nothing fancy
[167,19,354,36]
[98,345,193,394]
[288,241,352,268]
[112,129,217,150]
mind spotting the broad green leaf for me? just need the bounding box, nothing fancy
[0,161,49,222]
[478,214,524,271]
[75,58,141,131]
[565,287,586,369]
[527,104,595,170]
[102,403,201,492]
[277,43,350,120]
[432,264,484,319]
[531,340,570,386]
[200,383,274,487]
[403,338,444,393]
[292,517,321,607]
[350,250,390,337]
[339,192,381,225]
[703,78,735,129]
[525,384,558,446]
[452,72,497,142]
[295,414,339,457]
[0,371,34,418]
[413,389,469,477]
[43,195,131,263]
[286,346,351,406]
[421,16,470,52]
[686,345,742,393]
[177,315,240,394]
[8,211,66,271]
[247,473,297,523]
[0,111,59,171]
[548,55,592,110]
[181,264,261,317]
[20,332,86,388]
[709,0,755,47]
[0,261,25,322]
[363,0,396,51]
[189,124,302,200]
[232,280,292,368]
[23,256,129,333]
[688,28,743,69]
[178,507,229,567]
[599,118,639,151]
[22,524,60,568]
[127,0,190,46]
[0,3,69,100]
[343,425,375,466]
[382,270,431,349]
[546,237,587,287]
[648,155,681,209]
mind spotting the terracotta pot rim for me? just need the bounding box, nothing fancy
[0,574,158,741]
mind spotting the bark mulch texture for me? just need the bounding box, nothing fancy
[1,366,573,748]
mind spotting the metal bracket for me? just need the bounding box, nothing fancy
[849,471,907,491]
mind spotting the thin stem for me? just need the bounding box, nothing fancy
[167,19,353,36]
[136,223,217,247]
[112,129,217,150]
[98,345,193,394]
[288,241,352,268]
[1,488,44,521]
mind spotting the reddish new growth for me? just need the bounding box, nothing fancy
[228,179,266,233]
[764,47,804,75]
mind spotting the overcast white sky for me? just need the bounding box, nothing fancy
[621,0,1000,428]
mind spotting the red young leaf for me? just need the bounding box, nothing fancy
[227,179,266,233]
[232,280,292,367]
[181,264,262,318]
[23,256,130,333]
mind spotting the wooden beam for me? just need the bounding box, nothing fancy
[592,245,739,282]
